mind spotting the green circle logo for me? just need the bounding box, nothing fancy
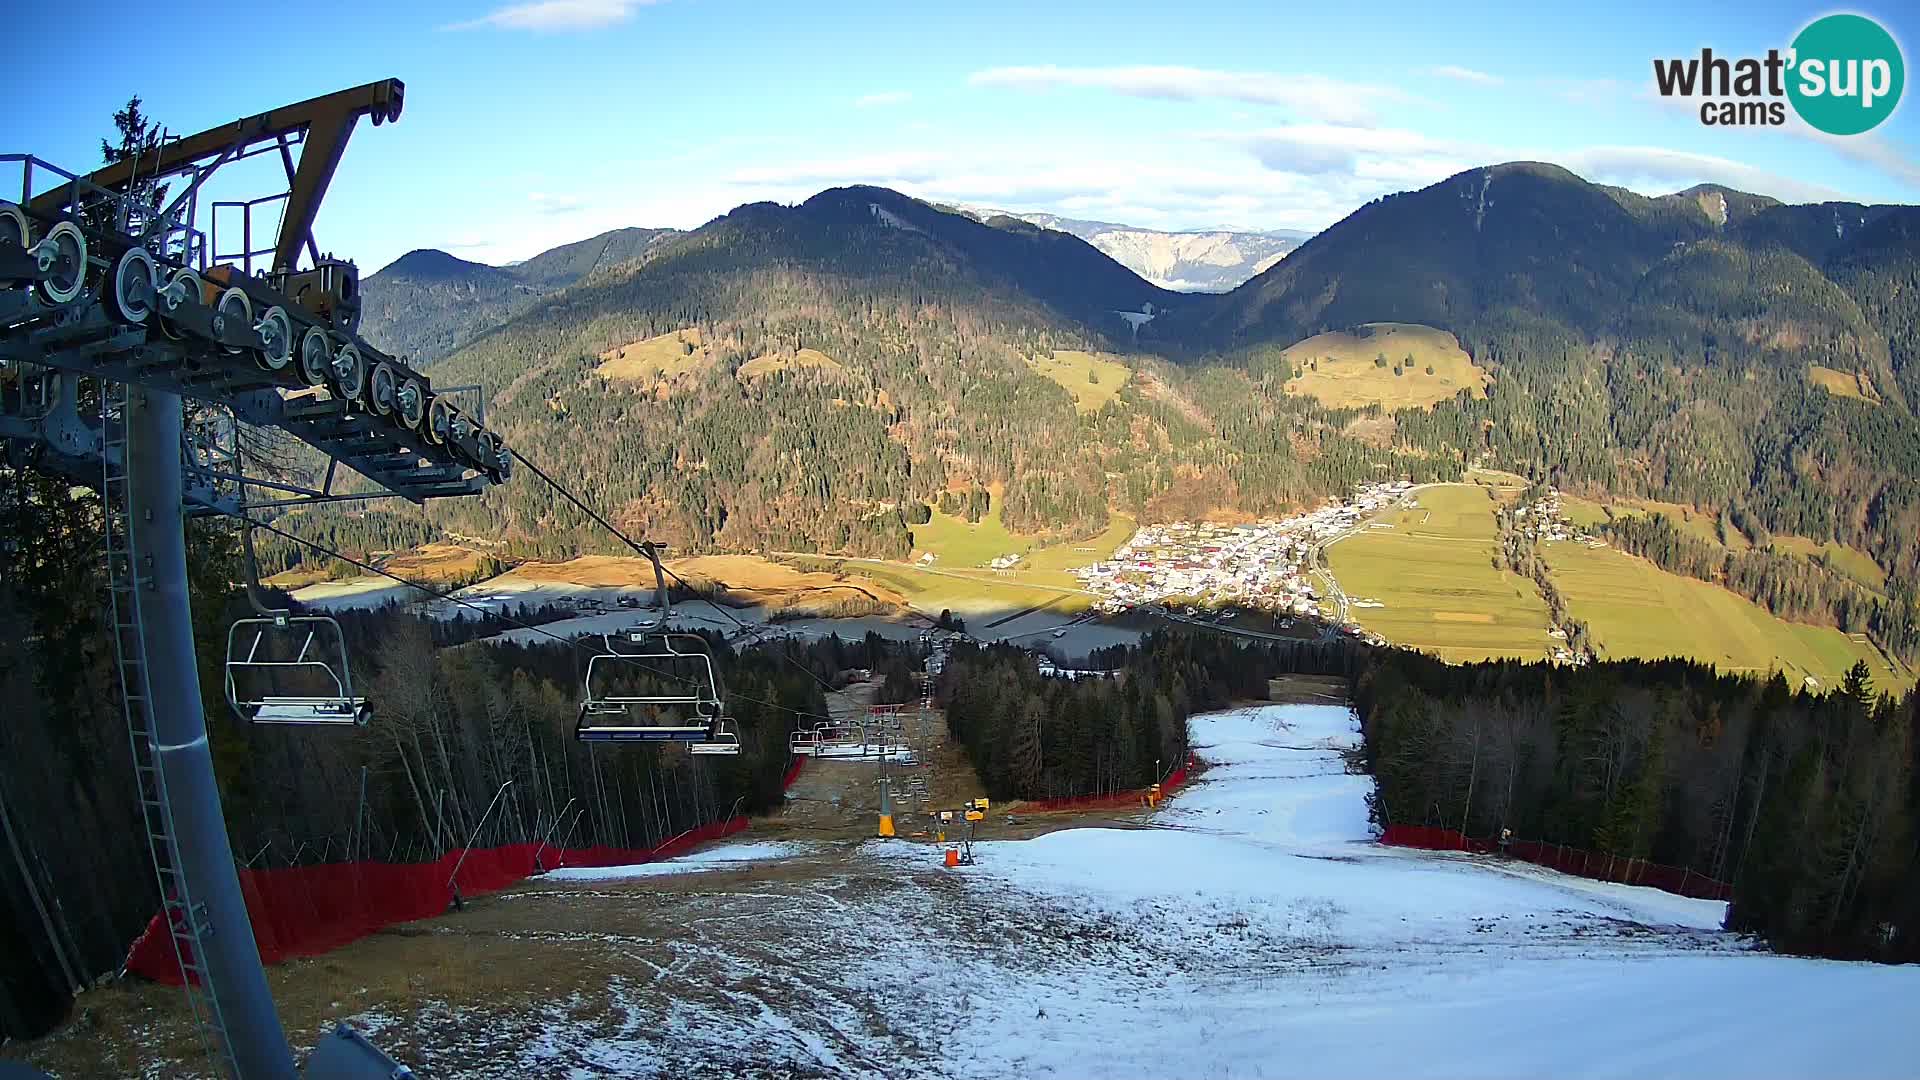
[1788,14,1904,135]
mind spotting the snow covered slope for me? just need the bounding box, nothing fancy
[908,706,1918,1078]
[323,705,1917,1079]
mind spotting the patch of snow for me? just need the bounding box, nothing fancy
[545,840,815,881]
[870,203,924,234]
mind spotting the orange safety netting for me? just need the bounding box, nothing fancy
[1378,824,1733,901]
[1023,756,1196,812]
[124,817,751,986]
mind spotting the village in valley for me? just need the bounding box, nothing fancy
[1073,480,1419,621]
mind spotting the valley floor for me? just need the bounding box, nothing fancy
[17,707,1918,1078]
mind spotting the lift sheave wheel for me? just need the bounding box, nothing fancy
[332,342,367,401]
[157,267,203,341]
[254,306,294,370]
[33,222,87,305]
[368,361,397,415]
[0,203,29,252]
[105,247,157,325]
[396,376,427,430]
[424,394,453,445]
[297,326,332,386]
[216,287,253,354]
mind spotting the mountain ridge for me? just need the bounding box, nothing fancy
[335,163,1920,662]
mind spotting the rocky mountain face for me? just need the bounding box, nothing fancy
[961,207,1307,291]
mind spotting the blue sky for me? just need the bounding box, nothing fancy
[8,0,1919,272]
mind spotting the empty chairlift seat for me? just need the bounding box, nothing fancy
[575,629,726,743]
[689,718,741,756]
[225,613,371,727]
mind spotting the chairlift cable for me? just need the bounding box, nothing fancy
[505,445,859,705]
[207,507,838,724]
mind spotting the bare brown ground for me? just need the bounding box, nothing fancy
[7,676,1161,1078]
[495,553,910,617]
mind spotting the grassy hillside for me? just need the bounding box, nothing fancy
[1562,496,1744,550]
[911,500,1034,568]
[1327,485,1554,662]
[1328,483,1905,682]
[1809,365,1881,403]
[1280,323,1487,410]
[1028,350,1130,413]
[738,348,846,380]
[1769,535,1888,593]
[1542,541,1900,688]
[597,328,713,383]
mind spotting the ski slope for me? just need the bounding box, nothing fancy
[324,704,1917,1079]
[906,705,1919,1079]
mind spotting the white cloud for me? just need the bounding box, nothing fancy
[727,152,947,186]
[1223,124,1480,177]
[1219,123,1845,207]
[1556,145,1849,203]
[528,191,586,214]
[445,0,656,32]
[1430,65,1502,86]
[967,65,1406,126]
[855,91,912,108]
[1784,122,1920,192]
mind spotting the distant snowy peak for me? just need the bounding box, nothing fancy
[961,206,1310,292]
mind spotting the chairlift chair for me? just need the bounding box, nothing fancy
[689,718,741,756]
[574,542,728,743]
[225,524,371,728]
[789,730,819,756]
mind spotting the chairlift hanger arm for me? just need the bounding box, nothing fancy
[26,79,404,273]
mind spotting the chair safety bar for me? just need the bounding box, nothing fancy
[225,615,371,727]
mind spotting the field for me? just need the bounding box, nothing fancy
[1769,536,1888,593]
[595,327,711,384]
[737,347,846,380]
[1280,322,1489,411]
[1542,541,1902,689]
[1565,496,1889,591]
[1464,467,1530,492]
[1562,495,1743,550]
[1809,364,1881,404]
[381,544,492,582]
[910,500,1036,568]
[497,553,910,617]
[1326,485,1555,662]
[1028,350,1130,413]
[823,511,1136,618]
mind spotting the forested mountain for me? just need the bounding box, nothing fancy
[357,226,680,364]
[309,166,1920,663]
[1169,162,1920,662]
[392,185,1452,566]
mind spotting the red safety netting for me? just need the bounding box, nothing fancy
[1023,755,1197,812]
[1379,825,1733,901]
[783,756,807,790]
[124,816,751,986]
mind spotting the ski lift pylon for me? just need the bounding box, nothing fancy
[224,522,370,727]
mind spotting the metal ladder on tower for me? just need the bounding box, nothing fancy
[101,381,240,1078]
